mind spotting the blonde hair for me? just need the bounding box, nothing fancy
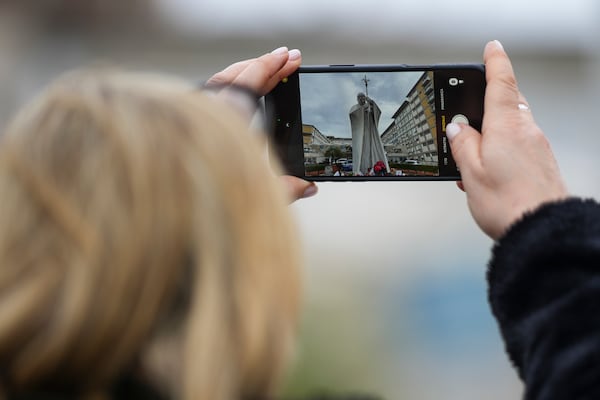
[0,70,301,399]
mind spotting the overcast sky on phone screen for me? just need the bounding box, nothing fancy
[299,71,423,139]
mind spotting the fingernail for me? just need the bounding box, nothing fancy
[271,46,288,55]
[302,183,318,198]
[492,39,504,50]
[288,48,301,61]
[446,123,462,141]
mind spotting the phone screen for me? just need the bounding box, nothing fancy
[265,65,485,180]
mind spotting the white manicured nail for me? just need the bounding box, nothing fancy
[271,46,288,55]
[446,123,462,140]
[288,49,301,61]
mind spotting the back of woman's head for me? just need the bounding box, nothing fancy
[0,70,301,399]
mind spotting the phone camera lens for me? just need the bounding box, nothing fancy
[449,78,459,86]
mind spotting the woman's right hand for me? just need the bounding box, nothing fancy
[446,40,569,240]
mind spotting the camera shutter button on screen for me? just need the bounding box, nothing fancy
[451,114,469,125]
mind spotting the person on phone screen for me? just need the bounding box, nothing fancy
[349,92,389,176]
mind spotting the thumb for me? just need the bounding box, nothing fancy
[279,175,318,203]
[446,122,481,174]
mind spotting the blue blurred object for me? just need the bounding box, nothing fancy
[382,268,504,359]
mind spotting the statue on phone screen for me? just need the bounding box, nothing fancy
[349,92,389,176]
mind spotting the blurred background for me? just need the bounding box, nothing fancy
[1,1,599,398]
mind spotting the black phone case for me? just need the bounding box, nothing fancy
[265,63,485,181]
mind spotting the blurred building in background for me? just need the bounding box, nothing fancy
[1,1,599,399]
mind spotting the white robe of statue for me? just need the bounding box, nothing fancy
[349,93,389,175]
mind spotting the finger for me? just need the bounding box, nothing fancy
[265,49,302,91]
[483,40,534,124]
[279,176,318,203]
[204,47,301,95]
[205,59,256,88]
[446,122,482,180]
[232,47,298,96]
[456,181,465,192]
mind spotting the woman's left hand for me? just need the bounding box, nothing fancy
[205,46,302,96]
[206,46,316,203]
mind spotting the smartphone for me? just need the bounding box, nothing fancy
[265,64,485,181]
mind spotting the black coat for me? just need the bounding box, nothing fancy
[489,198,600,399]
